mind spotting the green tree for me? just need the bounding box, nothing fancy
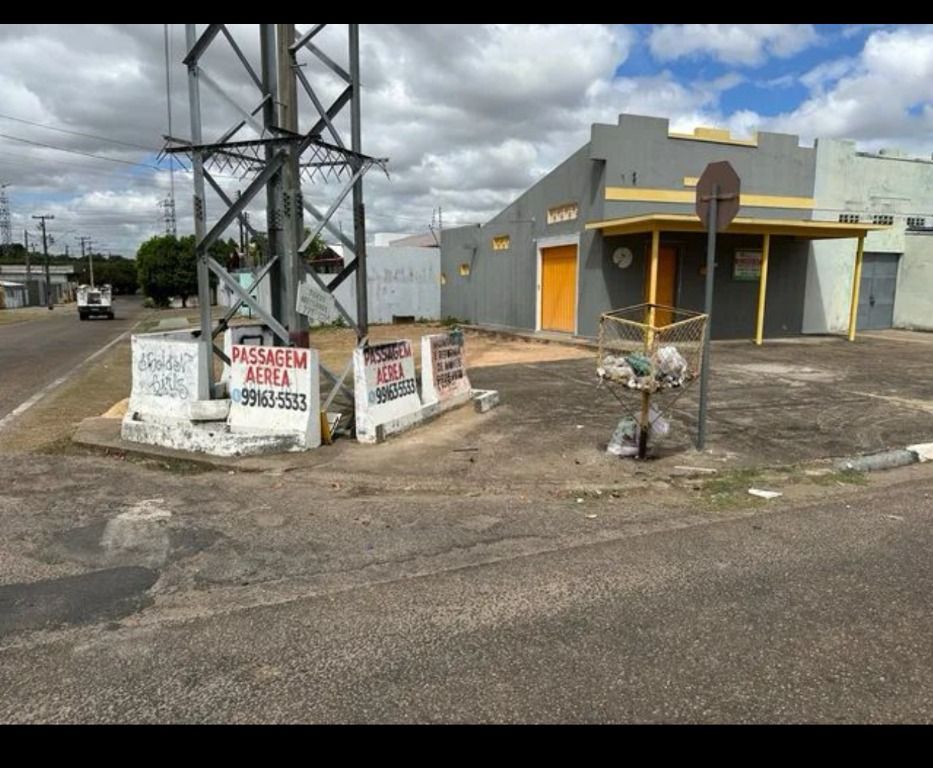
[73,255,139,295]
[302,228,327,261]
[137,235,184,307]
[137,234,226,308]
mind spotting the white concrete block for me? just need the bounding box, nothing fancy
[907,442,933,462]
[188,399,231,422]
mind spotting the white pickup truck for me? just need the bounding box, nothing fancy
[77,284,114,320]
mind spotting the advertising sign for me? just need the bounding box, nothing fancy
[421,331,471,405]
[353,340,422,442]
[228,343,321,447]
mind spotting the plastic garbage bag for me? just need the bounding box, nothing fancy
[607,406,670,457]
[607,416,639,456]
[656,345,687,377]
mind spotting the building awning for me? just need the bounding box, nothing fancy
[585,213,888,240]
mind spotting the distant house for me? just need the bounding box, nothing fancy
[0,280,27,309]
[388,232,439,248]
[308,245,345,275]
[0,264,76,306]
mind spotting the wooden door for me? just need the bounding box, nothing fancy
[540,245,578,333]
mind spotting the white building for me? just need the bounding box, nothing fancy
[804,139,933,333]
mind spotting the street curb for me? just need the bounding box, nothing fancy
[906,442,933,463]
[834,448,920,473]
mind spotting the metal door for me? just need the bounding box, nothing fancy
[857,253,899,330]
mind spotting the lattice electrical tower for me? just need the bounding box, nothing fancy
[161,24,387,410]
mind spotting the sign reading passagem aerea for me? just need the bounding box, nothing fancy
[421,330,471,405]
[228,343,321,447]
[353,340,422,442]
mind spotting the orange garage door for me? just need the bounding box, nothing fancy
[541,245,578,333]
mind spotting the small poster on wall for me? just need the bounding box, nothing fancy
[733,250,762,281]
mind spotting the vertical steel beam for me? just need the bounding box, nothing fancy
[349,24,368,341]
[696,185,719,450]
[277,23,306,339]
[647,226,660,331]
[848,234,865,342]
[186,23,214,400]
[754,233,770,346]
[260,24,283,323]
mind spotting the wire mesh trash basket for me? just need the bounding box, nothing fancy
[598,304,708,458]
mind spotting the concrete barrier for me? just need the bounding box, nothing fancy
[127,330,205,424]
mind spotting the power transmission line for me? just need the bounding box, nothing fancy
[0,112,161,152]
[0,131,164,170]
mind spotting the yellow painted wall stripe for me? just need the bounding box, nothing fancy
[740,193,814,209]
[668,130,758,147]
[605,187,814,209]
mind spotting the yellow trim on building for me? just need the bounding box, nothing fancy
[546,202,579,224]
[604,186,814,210]
[683,176,699,188]
[606,187,694,204]
[492,235,511,251]
[585,213,889,240]
[740,193,814,209]
[668,126,758,147]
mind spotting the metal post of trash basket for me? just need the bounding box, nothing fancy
[597,304,708,459]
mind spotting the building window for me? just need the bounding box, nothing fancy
[459,263,471,277]
[872,214,894,226]
[492,235,510,251]
[907,216,926,229]
[546,202,579,225]
[839,213,860,223]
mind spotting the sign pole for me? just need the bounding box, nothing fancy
[697,184,718,450]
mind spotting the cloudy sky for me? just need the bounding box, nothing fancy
[1,23,932,257]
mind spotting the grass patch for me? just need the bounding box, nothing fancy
[703,468,772,496]
[0,307,59,326]
[803,468,868,486]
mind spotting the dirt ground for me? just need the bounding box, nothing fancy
[307,322,592,373]
[0,307,59,326]
[1,320,591,454]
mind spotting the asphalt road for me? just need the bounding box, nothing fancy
[0,449,930,723]
[0,296,145,421]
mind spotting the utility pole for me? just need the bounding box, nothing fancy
[0,184,11,247]
[78,236,93,286]
[23,228,31,306]
[32,214,54,310]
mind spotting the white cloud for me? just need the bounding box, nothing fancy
[649,24,819,66]
[760,26,933,153]
[2,23,933,256]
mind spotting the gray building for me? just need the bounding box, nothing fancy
[441,113,884,341]
[0,264,76,306]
